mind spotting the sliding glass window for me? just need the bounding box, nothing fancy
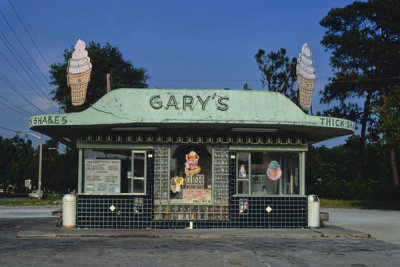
[83,149,147,194]
[236,151,300,195]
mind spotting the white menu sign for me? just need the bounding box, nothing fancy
[85,159,121,193]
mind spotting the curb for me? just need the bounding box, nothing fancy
[17,228,371,239]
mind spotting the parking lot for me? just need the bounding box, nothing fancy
[0,216,399,267]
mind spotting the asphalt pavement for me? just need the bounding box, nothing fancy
[322,208,400,245]
[1,205,400,245]
[1,217,400,267]
[1,206,400,266]
[0,206,54,218]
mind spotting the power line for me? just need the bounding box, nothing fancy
[0,101,30,111]
[0,126,37,137]
[0,8,49,85]
[0,93,33,115]
[0,32,59,111]
[0,48,47,99]
[0,125,20,132]
[0,30,49,97]
[7,0,49,66]
[0,47,58,111]
[0,97,32,117]
[147,76,400,83]
[329,76,400,83]
[0,71,46,114]
[150,79,259,82]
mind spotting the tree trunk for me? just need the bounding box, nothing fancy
[390,147,399,186]
[380,80,399,187]
[358,91,372,179]
[360,92,372,148]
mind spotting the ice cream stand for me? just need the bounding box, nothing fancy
[28,40,354,229]
[29,87,354,229]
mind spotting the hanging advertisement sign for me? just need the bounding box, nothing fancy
[67,39,92,106]
[84,159,121,193]
[183,189,212,204]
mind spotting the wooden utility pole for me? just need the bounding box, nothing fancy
[106,73,111,93]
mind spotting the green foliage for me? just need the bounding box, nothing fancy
[0,197,62,207]
[319,0,400,135]
[307,135,399,201]
[0,136,36,192]
[50,41,149,113]
[319,0,400,185]
[0,136,77,193]
[41,142,78,193]
[254,48,297,102]
[375,85,400,147]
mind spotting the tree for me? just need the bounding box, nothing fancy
[374,85,400,185]
[50,41,149,113]
[254,48,297,102]
[0,136,36,192]
[319,0,400,185]
[41,139,78,192]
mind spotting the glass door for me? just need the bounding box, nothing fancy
[129,150,147,194]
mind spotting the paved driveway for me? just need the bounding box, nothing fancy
[0,206,55,218]
[322,208,400,245]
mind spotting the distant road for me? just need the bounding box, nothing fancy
[323,208,400,245]
[0,206,55,218]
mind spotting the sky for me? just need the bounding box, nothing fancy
[0,0,359,148]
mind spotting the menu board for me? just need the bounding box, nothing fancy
[170,189,211,204]
[84,159,121,193]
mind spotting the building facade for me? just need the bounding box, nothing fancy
[29,88,354,229]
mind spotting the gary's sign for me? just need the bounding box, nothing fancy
[149,93,229,111]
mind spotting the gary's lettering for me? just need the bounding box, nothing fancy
[149,94,229,111]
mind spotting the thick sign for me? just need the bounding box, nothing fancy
[319,117,355,130]
[84,159,121,194]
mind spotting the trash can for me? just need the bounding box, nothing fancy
[308,195,320,228]
[62,194,76,228]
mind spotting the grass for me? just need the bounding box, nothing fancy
[320,198,400,211]
[0,196,62,207]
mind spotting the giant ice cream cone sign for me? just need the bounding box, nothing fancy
[296,43,316,110]
[67,39,92,106]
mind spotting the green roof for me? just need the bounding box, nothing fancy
[29,88,354,143]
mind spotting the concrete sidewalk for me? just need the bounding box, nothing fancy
[17,222,369,239]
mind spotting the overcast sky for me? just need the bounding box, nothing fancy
[0,0,358,148]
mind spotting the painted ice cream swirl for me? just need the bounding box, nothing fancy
[68,39,92,74]
[296,43,316,80]
[296,43,316,110]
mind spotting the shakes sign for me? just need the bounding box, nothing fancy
[29,115,68,127]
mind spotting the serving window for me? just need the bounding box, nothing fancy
[83,149,147,194]
[236,151,300,195]
[169,145,213,204]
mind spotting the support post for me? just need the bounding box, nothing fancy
[78,148,83,193]
[300,151,306,195]
[38,134,43,199]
